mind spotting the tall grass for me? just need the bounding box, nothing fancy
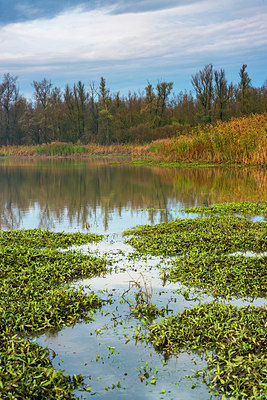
[167,113,267,165]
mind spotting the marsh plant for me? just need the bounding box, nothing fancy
[0,229,108,398]
[124,204,267,399]
[122,273,165,318]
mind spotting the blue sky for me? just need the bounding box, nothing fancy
[0,0,266,98]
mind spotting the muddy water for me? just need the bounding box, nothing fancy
[1,159,266,399]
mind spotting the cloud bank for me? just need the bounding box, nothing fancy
[0,0,266,94]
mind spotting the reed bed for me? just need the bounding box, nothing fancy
[151,113,267,165]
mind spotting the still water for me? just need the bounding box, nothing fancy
[1,159,266,399]
[0,158,266,232]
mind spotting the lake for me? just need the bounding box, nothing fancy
[1,158,266,399]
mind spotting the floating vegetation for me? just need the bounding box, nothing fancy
[165,252,267,299]
[0,229,107,398]
[0,228,102,249]
[143,302,267,400]
[124,215,267,256]
[125,207,267,398]
[180,201,267,216]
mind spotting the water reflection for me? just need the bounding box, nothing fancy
[0,158,266,232]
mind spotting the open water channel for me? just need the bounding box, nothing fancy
[0,158,266,399]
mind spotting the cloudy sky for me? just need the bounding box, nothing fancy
[0,0,266,97]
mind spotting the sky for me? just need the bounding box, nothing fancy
[0,0,266,98]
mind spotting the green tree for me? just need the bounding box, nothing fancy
[155,81,173,126]
[88,82,99,141]
[73,81,88,141]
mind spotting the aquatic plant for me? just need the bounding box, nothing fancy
[166,252,266,298]
[0,229,107,398]
[124,215,267,256]
[127,205,267,398]
[122,273,165,318]
[144,302,267,399]
[180,201,267,216]
[0,228,102,249]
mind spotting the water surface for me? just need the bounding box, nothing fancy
[1,158,266,399]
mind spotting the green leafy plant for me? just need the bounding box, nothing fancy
[0,229,107,398]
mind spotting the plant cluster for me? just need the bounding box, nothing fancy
[150,113,267,166]
[0,229,107,398]
[144,302,267,399]
[166,252,266,299]
[124,215,267,257]
[181,201,267,216]
[124,203,267,398]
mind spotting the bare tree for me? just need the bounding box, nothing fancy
[214,69,228,120]
[238,64,252,114]
[32,78,53,142]
[191,64,213,123]
[32,78,52,108]
[0,73,19,144]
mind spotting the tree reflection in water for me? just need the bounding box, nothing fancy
[0,159,266,232]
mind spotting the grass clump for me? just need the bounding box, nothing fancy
[0,229,107,399]
[144,302,267,399]
[124,215,267,256]
[180,201,267,216]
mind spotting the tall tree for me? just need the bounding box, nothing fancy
[191,64,214,123]
[88,82,99,141]
[73,81,88,141]
[32,78,53,142]
[98,77,112,144]
[155,81,173,126]
[0,73,20,145]
[238,64,252,114]
[214,69,228,120]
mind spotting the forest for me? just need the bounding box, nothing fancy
[0,64,266,146]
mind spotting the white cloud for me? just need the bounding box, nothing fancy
[0,1,266,71]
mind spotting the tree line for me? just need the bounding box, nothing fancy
[0,64,266,146]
